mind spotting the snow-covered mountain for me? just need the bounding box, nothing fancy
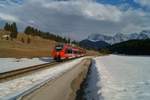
[140,30,150,38]
[87,30,150,44]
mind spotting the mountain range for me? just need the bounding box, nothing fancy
[79,30,150,50]
[87,30,150,44]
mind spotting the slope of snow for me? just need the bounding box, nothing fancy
[141,30,150,38]
[0,57,85,99]
[85,55,150,100]
[0,57,53,73]
[87,31,150,44]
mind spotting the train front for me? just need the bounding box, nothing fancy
[51,44,65,61]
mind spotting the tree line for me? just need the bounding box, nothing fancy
[4,22,18,39]
[24,26,79,44]
[109,39,150,55]
[3,22,79,44]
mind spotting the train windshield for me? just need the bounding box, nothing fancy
[55,45,64,51]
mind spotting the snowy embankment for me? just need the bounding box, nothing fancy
[0,57,85,99]
[85,55,150,100]
[0,57,53,73]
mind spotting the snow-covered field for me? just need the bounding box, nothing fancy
[0,57,53,73]
[85,55,150,100]
[0,57,84,99]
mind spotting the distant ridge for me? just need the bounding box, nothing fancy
[79,39,110,50]
[79,30,150,50]
[87,30,150,44]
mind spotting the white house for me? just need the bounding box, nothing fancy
[1,34,10,40]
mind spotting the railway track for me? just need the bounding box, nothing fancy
[0,61,59,82]
[0,58,80,82]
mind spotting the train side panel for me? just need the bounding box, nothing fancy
[51,44,86,61]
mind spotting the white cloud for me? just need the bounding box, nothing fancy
[134,0,150,7]
[119,8,150,33]
[0,0,150,40]
[0,13,19,22]
[81,3,122,22]
[42,1,122,22]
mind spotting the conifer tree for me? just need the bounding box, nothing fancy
[4,23,10,31]
[10,22,18,39]
[4,22,18,39]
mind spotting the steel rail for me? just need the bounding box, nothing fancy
[0,57,81,82]
[0,61,58,81]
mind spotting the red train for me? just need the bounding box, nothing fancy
[51,44,86,61]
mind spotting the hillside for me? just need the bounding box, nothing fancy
[109,39,150,55]
[0,30,57,58]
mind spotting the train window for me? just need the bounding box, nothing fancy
[74,51,77,54]
[55,45,63,51]
[66,49,72,54]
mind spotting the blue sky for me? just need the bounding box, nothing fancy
[97,0,149,11]
[97,0,130,5]
[0,0,150,40]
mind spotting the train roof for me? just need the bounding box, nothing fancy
[56,44,85,51]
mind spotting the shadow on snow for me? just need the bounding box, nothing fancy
[85,59,104,100]
[39,57,53,63]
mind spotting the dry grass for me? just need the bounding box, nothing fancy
[0,48,51,58]
[0,30,57,58]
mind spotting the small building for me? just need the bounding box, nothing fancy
[1,34,10,40]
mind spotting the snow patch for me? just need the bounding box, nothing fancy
[0,57,53,73]
[85,55,150,100]
[0,57,85,99]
